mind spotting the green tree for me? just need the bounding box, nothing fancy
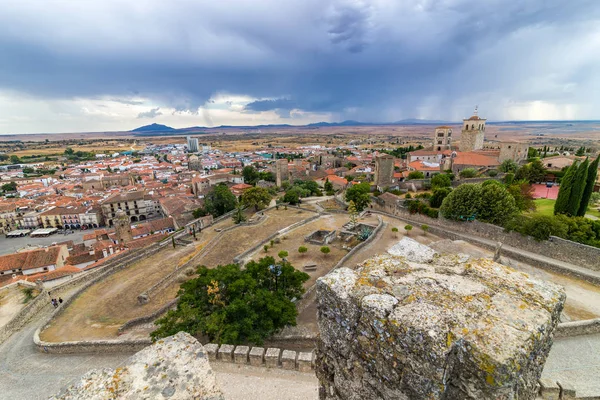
[242,166,260,186]
[499,159,518,173]
[554,162,578,215]
[429,187,451,208]
[391,227,399,237]
[575,146,586,156]
[282,187,301,205]
[241,187,272,211]
[503,172,515,185]
[264,245,269,253]
[459,168,478,178]
[278,250,288,260]
[232,202,246,224]
[431,173,452,189]
[477,183,518,225]
[64,147,75,156]
[578,155,600,216]
[527,159,547,183]
[440,184,482,220]
[347,200,358,225]
[565,158,589,216]
[151,258,309,344]
[404,224,413,236]
[506,180,535,212]
[407,171,425,180]
[345,182,371,212]
[320,246,330,256]
[9,155,20,164]
[204,183,237,217]
[1,182,17,192]
[298,246,307,256]
[324,178,334,195]
[421,224,429,235]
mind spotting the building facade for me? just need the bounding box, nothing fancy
[433,126,453,151]
[460,108,486,152]
[374,154,395,189]
[187,136,199,153]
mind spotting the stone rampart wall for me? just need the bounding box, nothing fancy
[370,203,600,271]
[0,289,49,344]
[117,298,179,335]
[555,318,600,338]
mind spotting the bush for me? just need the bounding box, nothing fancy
[504,173,515,185]
[459,168,478,178]
[421,224,429,234]
[440,184,482,220]
[278,250,288,259]
[477,184,518,225]
[404,225,413,235]
[429,187,451,208]
[487,169,498,177]
[298,246,307,255]
[407,171,425,180]
[431,173,452,189]
[405,193,412,199]
[320,246,331,256]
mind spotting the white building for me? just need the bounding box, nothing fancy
[187,136,199,153]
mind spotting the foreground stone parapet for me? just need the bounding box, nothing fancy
[265,347,282,368]
[297,351,314,372]
[234,345,250,364]
[281,350,297,370]
[204,343,219,361]
[316,249,566,400]
[218,344,235,362]
[249,346,266,366]
[50,332,223,400]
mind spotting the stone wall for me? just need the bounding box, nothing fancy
[0,288,49,344]
[316,250,566,400]
[369,203,600,272]
[117,298,178,335]
[555,318,600,338]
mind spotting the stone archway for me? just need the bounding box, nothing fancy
[139,215,147,221]
[130,215,139,222]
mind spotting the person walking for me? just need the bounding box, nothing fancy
[58,297,63,304]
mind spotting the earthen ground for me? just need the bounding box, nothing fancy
[0,286,29,328]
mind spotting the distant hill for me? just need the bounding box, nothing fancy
[131,123,175,132]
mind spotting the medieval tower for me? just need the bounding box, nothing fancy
[114,208,133,244]
[433,126,452,151]
[374,154,395,189]
[460,107,486,152]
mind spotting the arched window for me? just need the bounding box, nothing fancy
[472,124,475,130]
[465,125,469,130]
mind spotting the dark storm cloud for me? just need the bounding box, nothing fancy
[0,0,599,122]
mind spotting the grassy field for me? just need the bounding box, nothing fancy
[531,199,556,217]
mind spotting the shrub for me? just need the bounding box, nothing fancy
[404,225,413,236]
[405,193,412,199]
[459,168,478,178]
[407,171,425,180]
[264,245,269,253]
[429,187,451,208]
[320,246,331,256]
[431,173,452,189]
[487,169,498,177]
[298,246,308,255]
[278,250,289,259]
[440,184,482,220]
[504,173,515,185]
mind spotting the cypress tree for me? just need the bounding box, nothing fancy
[577,155,600,216]
[566,158,589,216]
[554,162,578,215]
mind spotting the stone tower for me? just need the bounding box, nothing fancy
[433,126,452,151]
[460,106,486,152]
[275,159,289,187]
[374,154,394,189]
[114,208,133,244]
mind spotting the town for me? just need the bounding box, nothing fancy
[0,112,599,400]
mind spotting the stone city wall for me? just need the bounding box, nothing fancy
[369,203,600,272]
[555,318,600,338]
[0,288,49,344]
[117,298,179,335]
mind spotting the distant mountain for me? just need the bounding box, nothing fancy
[392,118,452,125]
[131,123,175,132]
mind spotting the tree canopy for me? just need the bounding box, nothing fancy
[407,171,425,180]
[554,162,578,215]
[345,182,371,212]
[241,187,272,211]
[152,257,309,345]
[578,155,600,216]
[431,173,452,189]
[440,183,482,220]
[204,183,237,217]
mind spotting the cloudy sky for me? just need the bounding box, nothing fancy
[1,0,600,134]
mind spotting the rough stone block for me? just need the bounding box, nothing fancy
[50,332,224,399]
[265,347,281,368]
[281,350,297,370]
[538,378,560,400]
[297,351,314,372]
[234,345,250,364]
[557,381,577,399]
[218,344,235,362]
[249,347,265,366]
[204,343,219,361]
[315,251,566,400]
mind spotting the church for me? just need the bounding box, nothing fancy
[407,108,528,177]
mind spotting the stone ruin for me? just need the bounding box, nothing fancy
[306,229,337,245]
[50,332,223,400]
[315,241,566,400]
